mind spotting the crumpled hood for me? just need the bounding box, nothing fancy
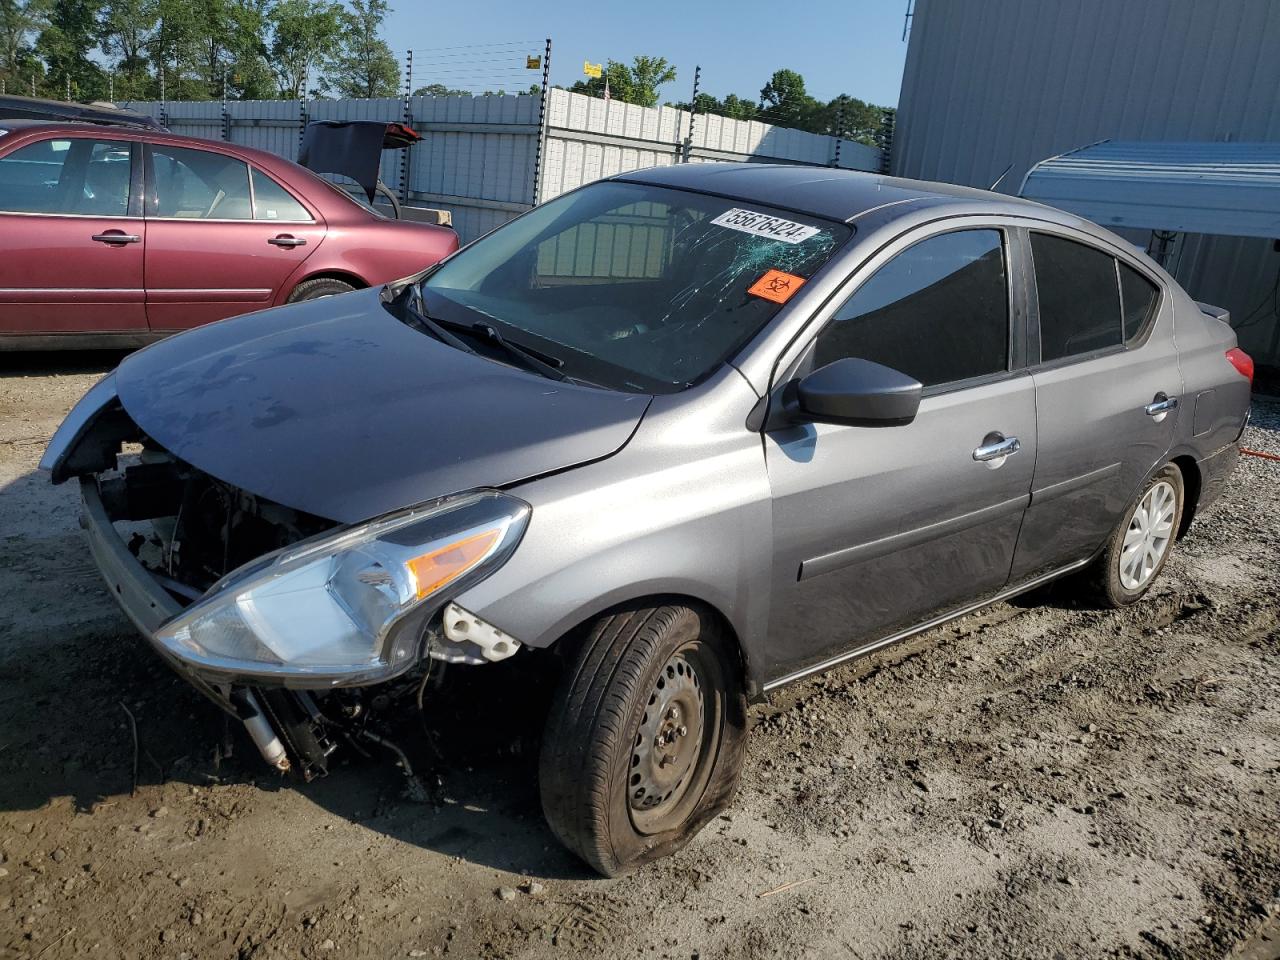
[115,288,650,523]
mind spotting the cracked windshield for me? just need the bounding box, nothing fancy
[421,180,850,392]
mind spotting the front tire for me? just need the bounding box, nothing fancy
[1083,463,1184,607]
[539,604,747,877]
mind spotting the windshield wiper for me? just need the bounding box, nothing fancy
[394,284,586,385]
[387,286,477,356]
[467,322,569,382]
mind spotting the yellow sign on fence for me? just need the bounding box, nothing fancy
[527,55,541,70]
[583,61,603,79]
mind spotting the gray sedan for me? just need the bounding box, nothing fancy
[43,163,1253,876]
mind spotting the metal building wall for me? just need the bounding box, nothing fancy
[893,0,1280,365]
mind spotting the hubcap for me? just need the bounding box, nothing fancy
[1119,480,1176,590]
[629,654,704,824]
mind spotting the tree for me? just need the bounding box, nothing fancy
[149,0,205,98]
[99,0,155,100]
[267,0,341,98]
[758,68,816,128]
[568,58,631,102]
[568,54,675,108]
[413,81,468,97]
[326,0,396,98]
[0,0,49,91]
[36,0,104,99]
[669,90,757,122]
[625,54,674,108]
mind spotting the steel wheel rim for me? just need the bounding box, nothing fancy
[628,649,708,833]
[1119,479,1176,590]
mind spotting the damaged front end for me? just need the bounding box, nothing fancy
[43,374,530,781]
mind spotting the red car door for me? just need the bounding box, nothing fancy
[0,134,147,338]
[143,142,325,331]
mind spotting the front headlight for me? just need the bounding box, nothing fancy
[154,490,529,685]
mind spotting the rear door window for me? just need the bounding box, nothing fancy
[1119,262,1160,341]
[150,144,252,220]
[1030,233,1123,361]
[0,137,132,216]
[251,168,310,221]
[814,228,1010,388]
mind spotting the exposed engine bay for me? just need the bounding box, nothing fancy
[101,447,335,600]
[73,414,516,795]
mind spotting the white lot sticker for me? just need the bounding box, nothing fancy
[709,207,821,244]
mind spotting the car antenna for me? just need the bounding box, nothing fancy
[988,163,1015,192]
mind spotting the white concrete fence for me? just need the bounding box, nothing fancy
[127,89,882,243]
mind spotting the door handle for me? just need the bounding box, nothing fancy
[1144,393,1178,421]
[268,235,307,248]
[973,433,1021,468]
[91,232,141,244]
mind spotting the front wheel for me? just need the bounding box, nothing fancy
[1083,463,1185,607]
[538,603,747,876]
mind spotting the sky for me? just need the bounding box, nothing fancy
[383,0,911,108]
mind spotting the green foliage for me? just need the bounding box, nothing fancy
[670,67,893,147]
[0,0,49,91]
[16,0,393,101]
[36,0,103,97]
[568,54,675,108]
[413,81,467,97]
[326,0,397,98]
[268,0,341,98]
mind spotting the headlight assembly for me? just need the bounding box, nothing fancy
[153,490,529,685]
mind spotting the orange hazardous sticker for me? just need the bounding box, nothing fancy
[748,269,806,304]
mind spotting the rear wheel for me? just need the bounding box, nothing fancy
[1081,463,1184,607]
[539,603,747,876]
[287,278,355,303]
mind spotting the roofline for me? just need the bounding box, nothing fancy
[1015,138,1112,196]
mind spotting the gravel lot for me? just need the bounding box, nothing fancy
[1,353,1278,960]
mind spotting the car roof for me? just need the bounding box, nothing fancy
[0,95,161,129]
[615,163,1067,227]
[1,119,304,170]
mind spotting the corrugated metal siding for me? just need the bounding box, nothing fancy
[123,92,881,247]
[894,0,1280,365]
[1020,140,1280,237]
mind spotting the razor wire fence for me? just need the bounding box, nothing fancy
[126,41,882,244]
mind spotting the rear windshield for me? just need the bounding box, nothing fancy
[420,180,850,393]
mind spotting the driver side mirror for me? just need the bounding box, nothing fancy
[793,357,922,427]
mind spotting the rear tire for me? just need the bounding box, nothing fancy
[287,278,355,303]
[539,603,747,877]
[1081,463,1184,607]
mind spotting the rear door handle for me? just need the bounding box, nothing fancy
[1145,393,1178,421]
[268,235,307,248]
[91,231,141,244]
[973,433,1021,468]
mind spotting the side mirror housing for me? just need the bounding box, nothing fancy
[793,357,922,426]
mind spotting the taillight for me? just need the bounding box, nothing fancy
[1226,347,1254,387]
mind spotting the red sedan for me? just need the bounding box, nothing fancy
[0,120,459,349]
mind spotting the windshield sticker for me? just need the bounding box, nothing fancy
[748,269,806,304]
[710,208,822,245]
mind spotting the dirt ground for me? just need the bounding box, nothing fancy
[1,352,1278,960]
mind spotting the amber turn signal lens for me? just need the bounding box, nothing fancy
[405,528,502,599]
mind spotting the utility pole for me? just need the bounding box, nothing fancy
[65,72,70,102]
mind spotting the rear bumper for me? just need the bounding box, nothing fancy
[79,477,239,716]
